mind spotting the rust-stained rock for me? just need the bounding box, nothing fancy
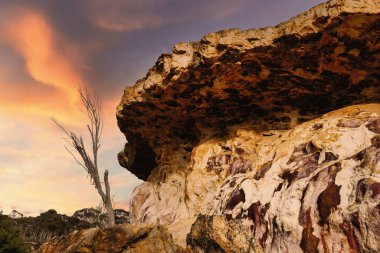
[117,0,380,180]
[127,104,380,252]
[114,0,380,252]
[210,105,380,252]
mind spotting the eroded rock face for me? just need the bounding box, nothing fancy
[187,214,263,253]
[210,104,380,252]
[129,104,380,252]
[116,0,380,252]
[34,224,188,253]
[117,0,380,180]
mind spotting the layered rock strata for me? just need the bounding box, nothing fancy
[114,0,380,252]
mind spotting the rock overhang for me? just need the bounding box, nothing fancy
[117,0,380,180]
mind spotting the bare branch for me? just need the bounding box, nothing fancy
[64,146,87,172]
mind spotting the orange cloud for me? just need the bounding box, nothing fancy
[0,81,84,125]
[2,9,81,104]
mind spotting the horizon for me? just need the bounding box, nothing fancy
[0,0,325,216]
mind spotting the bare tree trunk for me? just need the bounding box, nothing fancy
[53,89,116,228]
[104,170,115,226]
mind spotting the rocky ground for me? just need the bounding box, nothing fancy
[35,224,189,253]
[36,0,379,252]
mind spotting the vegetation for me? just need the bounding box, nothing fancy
[0,213,29,253]
[16,209,92,243]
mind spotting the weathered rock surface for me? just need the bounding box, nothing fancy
[187,214,263,253]
[117,0,380,181]
[34,224,189,253]
[209,104,380,252]
[127,103,380,252]
[114,0,380,252]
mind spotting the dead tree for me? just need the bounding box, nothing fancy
[53,89,115,227]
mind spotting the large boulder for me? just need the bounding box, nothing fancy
[187,214,263,253]
[34,225,188,253]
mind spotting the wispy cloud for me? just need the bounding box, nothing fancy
[85,0,256,32]
[86,0,165,32]
[1,9,81,104]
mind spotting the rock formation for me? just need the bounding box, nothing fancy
[34,224,189,253]
[117,0,380,181]
[120,103,380,252]
[187,214,263,253]
[115,0,380,252]
[208,104,380,252]
[39,0,380,252]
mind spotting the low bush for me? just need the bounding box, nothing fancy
[0,214,29,253]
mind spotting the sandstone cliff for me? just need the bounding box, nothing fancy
[38,0,380,252]
[115,0,380,252]
[117,0,380,181]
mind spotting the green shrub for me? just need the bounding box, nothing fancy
[0,214,29,253]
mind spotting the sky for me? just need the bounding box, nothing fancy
[0,0,326,217]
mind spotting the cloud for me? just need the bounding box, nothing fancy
[87,0,165,32]
[95,11,162,32]
[0,7,90,125]
[85,0,254,32]
[1,8,81,104]
[0,82,82,125]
